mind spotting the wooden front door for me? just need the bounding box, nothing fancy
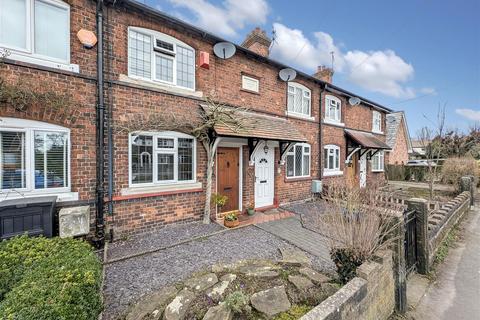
[346,152,359,187]
[217,147,239,213]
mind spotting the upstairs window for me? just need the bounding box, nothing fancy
[287,82,311,117]
[323,145,340,173]
[286,143,310,178]
[129,132,196,186]
[0,118,70,192]
[373,111,382,133]
[0,0,70,62]
[325,95,341,123]
[371,151,384,172]
[128,27,195,90]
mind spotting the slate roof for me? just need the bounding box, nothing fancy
[386,112,413,153]
[200,104,307,142]
[345,129,391,149]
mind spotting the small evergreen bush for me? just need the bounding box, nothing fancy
[0,235,102,320]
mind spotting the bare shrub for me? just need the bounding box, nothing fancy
[315,182,403,283]
[441,156,479,192]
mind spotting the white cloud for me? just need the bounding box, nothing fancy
[168,0,269,37]
[270,23,426,99]
[419,87,437,95]
[344,50,415,98]
[456,108,480,121]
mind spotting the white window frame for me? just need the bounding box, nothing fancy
[0,0,77,72]
[372,111,383,133]
[241,75,259,93]
[371,151,385,172]
[0,117,72,198]
[324,95,343,125]
[285,143,311,179]
[128,27,196,91]
[128,131,197,187]
[287,82,312,119]
[323,144,343,176]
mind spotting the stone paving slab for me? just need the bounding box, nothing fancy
[256,217,333,266]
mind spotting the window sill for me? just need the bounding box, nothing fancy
[119,74,203,98]
[372,130,384,135]
[285,176,311,182]
[240,88,260,95]
[323,170,343,177]
[7,52,79,73]
[0,191,78,202]
[120,182,202,198]
[323,119,345,127]
[285,111,315,122]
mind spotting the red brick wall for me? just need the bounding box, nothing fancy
[388,119,409,165]
[321,92,388,187]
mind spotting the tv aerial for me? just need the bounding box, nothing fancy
[278,68,297,82]
[213,42,236,59]
[348,97,361,106]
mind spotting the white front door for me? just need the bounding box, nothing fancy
[359,153,367,188]
[254,141,274,208]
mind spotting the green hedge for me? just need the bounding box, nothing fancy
[0,236,102,320]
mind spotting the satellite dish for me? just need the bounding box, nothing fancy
[348,97,361,106]
[213,42,236,59]
[278,68,297,82]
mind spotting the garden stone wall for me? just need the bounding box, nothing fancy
[427,191,471,266]
[300,250,395,320]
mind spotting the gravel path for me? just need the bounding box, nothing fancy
[106,222,224,261]
[103,225,333,319]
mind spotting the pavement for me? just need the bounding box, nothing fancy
[388,180,455,192]
[410,200,480,320]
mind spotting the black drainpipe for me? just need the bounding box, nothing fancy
[319,84,326,181]
[94,0,105,248]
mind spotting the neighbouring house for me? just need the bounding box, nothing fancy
[0,0,404,240]
[411,140,428,158]
[386,112,413,165]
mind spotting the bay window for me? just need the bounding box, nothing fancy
[128,27,195,90]
[286,143,310,178]
[0,118,70,194]
[130,132,196,186]
[287,82,311,118]
[323,145,341,175]
[0,0,71,66]
[325,95,342,124]
[371,151,384,172]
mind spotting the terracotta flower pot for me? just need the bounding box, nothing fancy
[224,219,239,228]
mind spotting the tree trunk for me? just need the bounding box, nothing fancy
[202,137,222,224]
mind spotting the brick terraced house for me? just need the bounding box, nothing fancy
[0,0,400,241]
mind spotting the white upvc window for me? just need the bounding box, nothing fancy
[372,111,382,133]
[0,0,74,70]
[129,131,196,186]
[287,82,311,118]
[371,151,385,172]
[325,95,342,124]
[0,118,70,195]
[286,143,310,178]
[323,144,341,175]
[128,27,195,90]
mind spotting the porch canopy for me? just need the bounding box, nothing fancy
[200,104,307,161]
[345,129,391,162]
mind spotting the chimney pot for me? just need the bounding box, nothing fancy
[241,27,272,57]
[313,65,334,83]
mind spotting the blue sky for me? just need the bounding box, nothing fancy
[143,0,479,136]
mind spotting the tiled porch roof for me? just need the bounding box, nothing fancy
[345,129,391,149]
[200,104,307,142]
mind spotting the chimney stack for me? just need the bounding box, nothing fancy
[241,27,272,57]
[313,65,334,83]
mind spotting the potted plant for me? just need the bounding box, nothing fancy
[224,212,239,228]
[246,201,255,216]
[212,193,228,211]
